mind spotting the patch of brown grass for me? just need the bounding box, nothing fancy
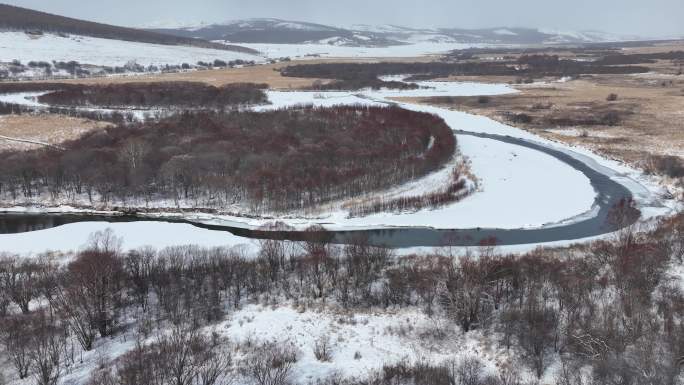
[29,57,441,91]
[398,73,684,168]
[0,114,111,151]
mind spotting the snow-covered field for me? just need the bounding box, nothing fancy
[0,30,488,76]
[219,305,512,382]
[0,31,262,67]
[237,41,482,59]
[0,91,48,107]
[0,79,675,255]
[0,221,259,256]
[4,301,523,385]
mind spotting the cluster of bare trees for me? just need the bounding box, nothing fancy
[280,59,650,89]
[1,211,683,384]
[311,78,420,91]
[346,359,515,385]
[37,82,268,109]
[0,106,456,213]
[2,311,65,385]
[644,154,684,178]
[592,51,684,66]
[0,229,392,384]
[347,167,472,217]
[87,328,232,385]
[0,101,139,126]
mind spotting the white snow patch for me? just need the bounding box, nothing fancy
[0,221,258,256]
[235,42,486,59]
[0,31,262,67]
[493,29,518,36]
[0,91,49,107]
[222,305,507,383]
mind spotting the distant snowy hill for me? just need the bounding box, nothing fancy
[148,18,406,46]
[368,25,641,45]
[0,4,264,80]
[537,28,642,44]
[0,3,256,54]
[0,31,262,67]
[0,30,265,81]
[151,19,648,47]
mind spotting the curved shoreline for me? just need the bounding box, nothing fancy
[0,82,661,248]
[0,128,637,247]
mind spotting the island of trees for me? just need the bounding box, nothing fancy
[0,105,456,213]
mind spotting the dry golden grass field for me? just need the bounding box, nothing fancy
[0,114,111,151]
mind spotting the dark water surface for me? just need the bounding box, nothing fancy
[0,131,635,248]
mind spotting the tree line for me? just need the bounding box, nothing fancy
[347,166,473,217]
[0,106,456,213]
[280,58,651,89]
[36,82,268,109]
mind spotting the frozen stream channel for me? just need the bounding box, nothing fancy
[0,80,671,253]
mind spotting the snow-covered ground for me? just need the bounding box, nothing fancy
[0,79,675,255]
[0,91,48,107]
[238,41,482,59]
[0,31,262,67]
[0,91,158,121]
[0,300,525,385]
[0,30,488,74]
[0,221,258,256]
[220,304,515,383]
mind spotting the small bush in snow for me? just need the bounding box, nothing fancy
[313,336,333,362]
[245,342,298,385]
[450,356,484,385]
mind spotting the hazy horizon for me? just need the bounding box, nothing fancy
[2,0,683,38]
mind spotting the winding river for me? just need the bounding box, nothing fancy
[0,81,663,250]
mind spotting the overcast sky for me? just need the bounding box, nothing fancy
[4,0,683,37]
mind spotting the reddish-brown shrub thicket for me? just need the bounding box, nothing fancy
[0,106,456,213]
[1,213,683,383]
[347,168,470,216]
[36,82,268,108]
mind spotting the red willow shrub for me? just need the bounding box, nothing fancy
[0,105,456,213]
[347,168,471,217]
[36,82,269,108]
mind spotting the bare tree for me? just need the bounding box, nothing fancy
[0,257,11,317]
[0,257,40,314]
[125,247,155,310]
[113,340,159,385]
[158,327,205,385]
[195,334,232,385]
[439,256,495,332]
[0,315,31,379]
[450,356,484,385]
[245,342,298,385]
[29,311,65,385]
[50,234,124,351]
[313,336,333,362]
